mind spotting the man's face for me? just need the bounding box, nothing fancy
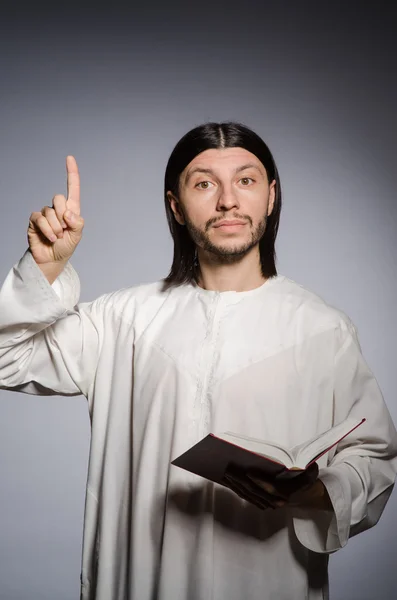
[167,147,276,262]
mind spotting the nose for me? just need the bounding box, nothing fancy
[216,185,240,211]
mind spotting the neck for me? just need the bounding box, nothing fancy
[196,247,267,292]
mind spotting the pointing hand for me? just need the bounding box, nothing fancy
[28,156,84,266]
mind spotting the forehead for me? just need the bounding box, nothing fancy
[183,147,265,174]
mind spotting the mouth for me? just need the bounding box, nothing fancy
[212,220,247,231]
[213,220,247,228]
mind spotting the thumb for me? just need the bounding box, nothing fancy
[64,209,84,233]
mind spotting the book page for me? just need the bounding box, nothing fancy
[216,431,295,468]
[291,417,365,468]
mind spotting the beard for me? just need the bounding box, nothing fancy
[183,213,268,265]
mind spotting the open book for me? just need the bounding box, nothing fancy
[171,417,365,483]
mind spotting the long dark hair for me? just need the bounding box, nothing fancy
[162,121,282,289]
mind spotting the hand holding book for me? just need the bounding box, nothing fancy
[171,416,365,510]
[223,462,332,511]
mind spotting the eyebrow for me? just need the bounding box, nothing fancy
[184,162,263,184]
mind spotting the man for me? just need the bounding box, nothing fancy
[0,121,396,600]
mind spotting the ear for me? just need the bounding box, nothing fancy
[167,191,186,226]
[267,180,276,217]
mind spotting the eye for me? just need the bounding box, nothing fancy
[196,181,214,190]
[240,177,254,186]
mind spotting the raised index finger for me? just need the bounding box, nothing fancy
[66,155,81,215]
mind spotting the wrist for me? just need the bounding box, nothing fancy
[38,260,68,285]
[290,480,333,511]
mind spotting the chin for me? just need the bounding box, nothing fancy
[208,241,256,259]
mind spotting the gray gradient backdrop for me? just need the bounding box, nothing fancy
[0,2,396,599]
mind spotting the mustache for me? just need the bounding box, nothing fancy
[205,215,253,231]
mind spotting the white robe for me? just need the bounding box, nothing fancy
[1,250,396,600]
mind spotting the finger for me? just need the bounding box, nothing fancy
[225,472,280,508]
[247,468,307,500]
[30,212,58,243]
[226,464,285,505]
[247,476,277,495]
[66,155,80,216]
[223,475,270,510]
[63,210,85,233]
[245,468,289,499]
[242,476,287,507]
[42,206,64,238]
[52,194,68,228]
[246,475,289,502]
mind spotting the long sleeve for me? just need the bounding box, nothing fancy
[0,250,104,398]
[292,317,397,553]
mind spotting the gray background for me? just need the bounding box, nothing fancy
[0,2,396,598]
